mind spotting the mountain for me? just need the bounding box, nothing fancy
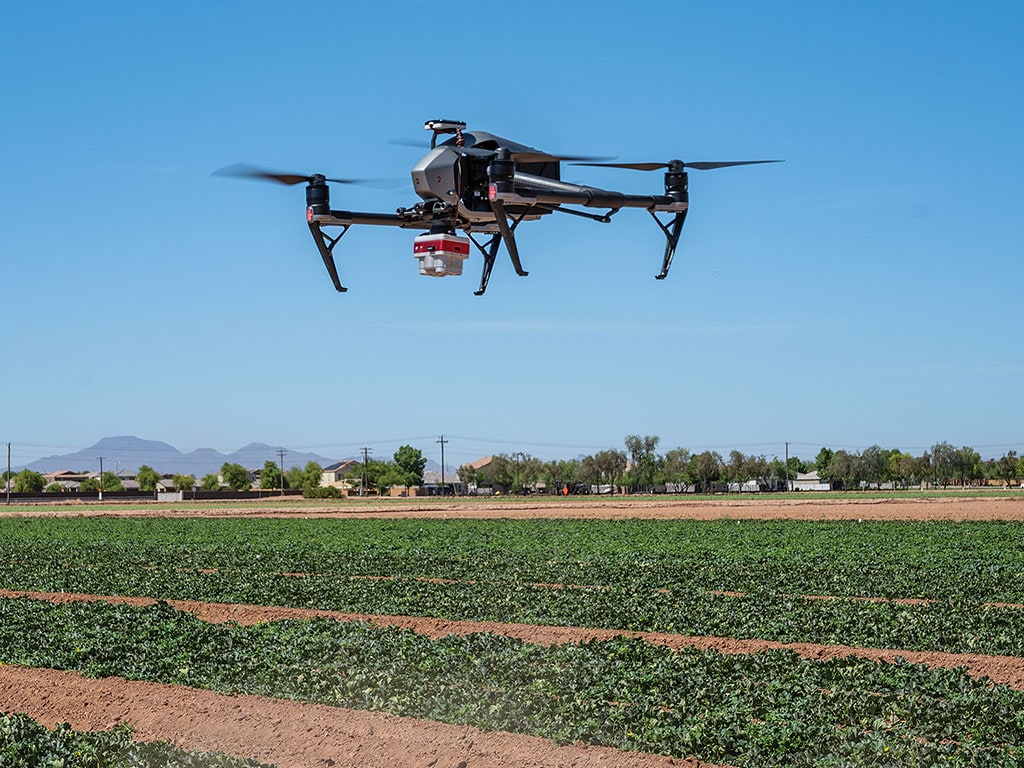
[21,436,340,477]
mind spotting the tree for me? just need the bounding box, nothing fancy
[692,451,723,493]
[393,445,426,491]
[260,460,282,490]
[887,451,914,488]
[480,454,515,492]
[624,434,660,491]
[457,463,478,487]
[100,472,124,492]
[220,462,250,491]
[280,462,323,492]
[579,449,626,488]
[768,457,790,489]
[745,455,772,490]
[930,442,956,488]
[827,450,862,490]
[300,461,323,491]
[136,465,160,492]
[725,450,748,485]
[996,451,1019,487]
[660,448,691,485]
[364,459,398,496]
[199,473,221,491]
[173,474,196,492]
[815,447,834,477]
[540,459,578,492]
[13,470,46,493]
[953,445,982,487]
[859,445,888,487]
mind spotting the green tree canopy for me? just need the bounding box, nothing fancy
[260,460,282,490]
[624,434,660,491]
[136,465,160,492]
[172,474,196,492]
[364,459,398,495]
[13,470,46,493]
[100,472,124,492]
[393,445,427,490]
[220,462,250,491]
[199,473,221,491]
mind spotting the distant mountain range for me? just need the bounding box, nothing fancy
[19,436,451,478]
[20,436,342,477]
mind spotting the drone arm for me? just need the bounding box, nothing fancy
[306,209,431,292]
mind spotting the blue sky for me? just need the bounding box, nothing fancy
[2,2,1022,469]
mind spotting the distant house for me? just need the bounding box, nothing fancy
[43,470,90,491]
[321,460,358,489]
[791,471,831,491]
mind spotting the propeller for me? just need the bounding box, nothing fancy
[451,146,613,164]
[213,163,393,187]
[573,160,782,171]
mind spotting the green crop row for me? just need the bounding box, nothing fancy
[1,598,1022,768]
[3,517,1023,602]
[0,710,272,767]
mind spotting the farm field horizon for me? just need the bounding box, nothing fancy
[3,496,1024,766]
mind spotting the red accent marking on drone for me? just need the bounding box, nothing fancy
[413,240,470,255]
[488,184,496,200]
[306,207,313,222]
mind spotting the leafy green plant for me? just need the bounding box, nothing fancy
[0,711,273,767]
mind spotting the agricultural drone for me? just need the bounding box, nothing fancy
[216,119,780,295]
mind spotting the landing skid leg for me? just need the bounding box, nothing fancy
[648,209,688,280]
[468,233,503,296]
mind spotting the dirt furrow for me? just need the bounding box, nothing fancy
[0,665,721,768]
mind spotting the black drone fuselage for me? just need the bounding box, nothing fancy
[304,125,692,295]
[215,119,780,294]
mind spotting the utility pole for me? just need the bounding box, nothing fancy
[437,435,448,496]
[98,456,104,501]
[277,448,286,495]
[785,442,790,493]
[360,447,371,497]
[6,442,10,505]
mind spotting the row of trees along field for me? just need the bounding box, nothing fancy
[457,437,1024,493]
[4,440,1022,496]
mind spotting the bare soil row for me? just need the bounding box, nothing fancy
[10,493,1024,520]
[1,665,722,768]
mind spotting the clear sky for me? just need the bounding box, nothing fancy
[2,2,1022,469]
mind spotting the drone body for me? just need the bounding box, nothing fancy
[218,119,779,295]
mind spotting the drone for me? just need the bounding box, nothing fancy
[216,119,780,295]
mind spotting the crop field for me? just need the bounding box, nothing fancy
[2,497,1024,767]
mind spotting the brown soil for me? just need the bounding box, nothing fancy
[0,665,716,768]
[10,494,1024,520]
[5,495,1024,767]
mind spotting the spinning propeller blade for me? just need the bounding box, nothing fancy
[573,160,782,171]
[213,163,387,186]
